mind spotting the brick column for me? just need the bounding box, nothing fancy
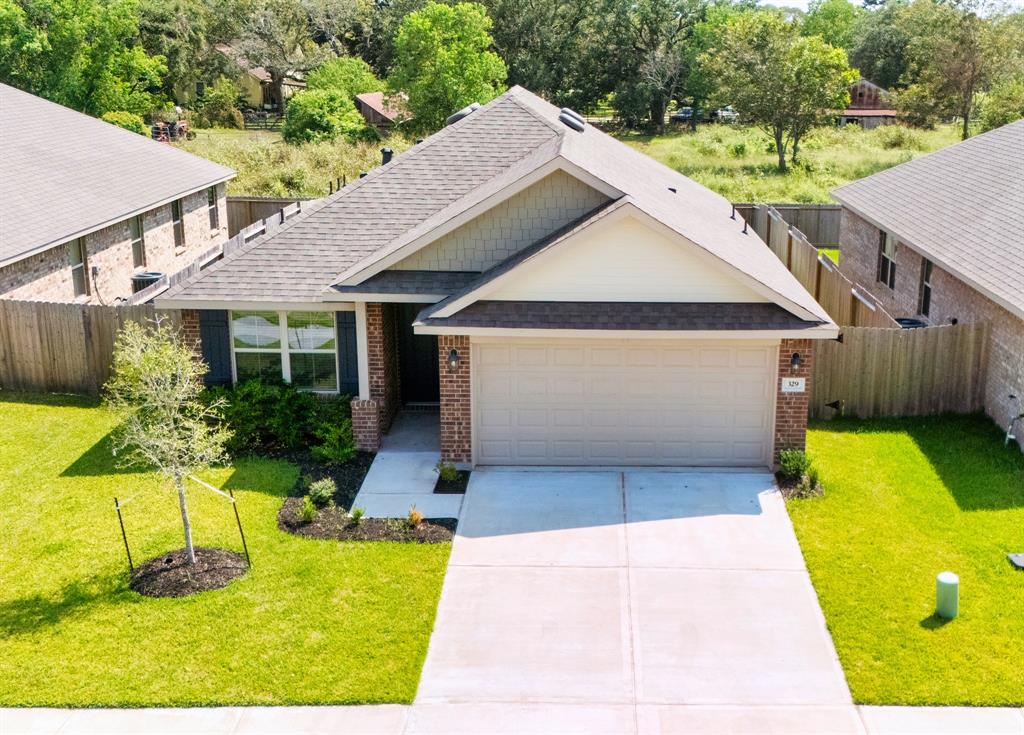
[180,309,202,357]
[774,338,813,463]
[349,303,399,452]
[351,399,381,452]
[439,335,471,465]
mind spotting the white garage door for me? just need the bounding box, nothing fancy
[474,339,776,467]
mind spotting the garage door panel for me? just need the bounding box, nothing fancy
[474,340,774,467]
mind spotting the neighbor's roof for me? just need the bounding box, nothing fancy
[162,86,831,323]
[0,84,234,268]
[355,92,403,122]
[833,120,1024,319]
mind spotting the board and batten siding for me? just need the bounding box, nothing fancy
[488,216,768,303]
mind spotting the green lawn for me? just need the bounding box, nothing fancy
[0,393,449,707]
[790,415,1024,705]
[621,123,960,203]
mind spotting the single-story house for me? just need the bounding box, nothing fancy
[354,92,405,129]
[838,78,896,130]
[832,119,1024,447]
[158,87,838,469]
[199,42,305,111]
[0,84,234,304]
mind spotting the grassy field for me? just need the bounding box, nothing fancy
[175,129,412,199]
[790,415,1024,705]
[0,393,449,707]
[621,123,960,203]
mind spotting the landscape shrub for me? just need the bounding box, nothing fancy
[307,477,337,508]
[435,460,459,482]
[872,125,926,151]
[778,448,813,481]
[101,111,148,135]
[407,505,423,528]
[197,77,244,129]
[312,419,356,465]
[299,495,317,522]
[282,89,377,144]
[349,507,365,526]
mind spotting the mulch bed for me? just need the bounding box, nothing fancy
[775,472,823,499]
[130,547,248,598]
[267,450,375,511]
[278,499,456,542]
[434,470,470,494]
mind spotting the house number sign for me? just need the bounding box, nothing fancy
[781,377,806,393]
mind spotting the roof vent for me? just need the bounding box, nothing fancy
[359,171,367,178]
[668,186,677,193]
[558,108,585,132]
[446,102,481,126]
[381,147,393,165]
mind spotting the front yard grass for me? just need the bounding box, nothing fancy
[0,393,450,707]
[789,415,1024,705]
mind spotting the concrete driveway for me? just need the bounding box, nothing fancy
[408,468,858,734]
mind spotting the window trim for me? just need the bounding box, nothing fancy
[918,258,934,317]
[207,186,220,232]
[229,310,339,393]
[171,199,186,252]
[68,238,89,297]
[877,231,896,290]
[130,214,146,269]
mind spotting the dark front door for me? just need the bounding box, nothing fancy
[397,303,440,404]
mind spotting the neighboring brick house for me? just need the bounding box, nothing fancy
[0,84,234,304]
[833,120,1024,447]
[160,87,838,470]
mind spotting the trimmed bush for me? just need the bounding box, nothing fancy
[308,477,337,508]
[778,449,813,481]
[101,111,148,135]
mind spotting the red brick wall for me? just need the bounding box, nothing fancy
[181,309,200,351]
[774,339,813,462]
[351,398,381,452]
[439,335,471,465]
[365,302,399,434]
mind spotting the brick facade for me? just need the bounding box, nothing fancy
[350,302,400,452]
[839,208,1024,449]
[774,339,813,462]
[0,186,228,303]
[180,309,201,353]
[351,399,382,452]
[439,335,471,465]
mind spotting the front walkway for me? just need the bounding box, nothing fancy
[350,411,463,520]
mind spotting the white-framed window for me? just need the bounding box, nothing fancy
[207,186,219,232]
[130,215,146,268]
[877,231,896,290]
[230,310,338,392]
[68,238,89,297]
[918,258,934,316]
[171,199,185,252]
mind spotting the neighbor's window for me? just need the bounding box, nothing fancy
[171,199,185,251]
[877,231,896,290]
[230,310,338,391]
[207,186,219,231]
[130,215,146,268]
[68,238,88,297]
[918,258,934,317]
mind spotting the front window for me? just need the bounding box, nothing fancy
[130,215,146,268]
[69,238,88,297]
[230,310,338,391]
[171,199,185,252]
[918,259,934,317]
[207,187,220,232]
[877,231,896,290]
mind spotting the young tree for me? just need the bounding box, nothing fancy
[105,321,232,566]
[703,11,856,171]
[388,2,507,132]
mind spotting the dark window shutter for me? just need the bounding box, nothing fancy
[198,310,232,386]
[877,231,885,283]
[336,311,359,397]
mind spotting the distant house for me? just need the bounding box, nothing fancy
[179,42,305,112]
[354,92,405,130]
[832,120,1024,447]
[838,79,896,130]
[0,84,234,304]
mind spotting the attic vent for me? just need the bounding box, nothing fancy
[558,108,585,132]
[446,102,481,126]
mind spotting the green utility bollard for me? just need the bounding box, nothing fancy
[936,571,959,619]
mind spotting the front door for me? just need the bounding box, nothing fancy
[397,303,440,404]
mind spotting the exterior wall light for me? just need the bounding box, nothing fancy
[790,352,802,372]
[447,348,460,372]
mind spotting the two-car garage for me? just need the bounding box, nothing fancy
[472,339,777,467]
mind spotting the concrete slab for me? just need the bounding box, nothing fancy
[625,472,806,571]
[50,707,242,735]
[416,565,634,704]
[231,705,408,734]
[630,567,851,706]
[406,703,636,734]
[355,492,462,520]
[0,709,72,735]
[451,469,626,568]
[382,412,439,452]
[859,706,1024,735]
[637,705,866,735]
[358,451,440,495]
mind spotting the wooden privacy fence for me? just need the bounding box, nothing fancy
[734,203,841,248]
[0,301,181,394]
[226,196,307,237]
[811,323,990,419]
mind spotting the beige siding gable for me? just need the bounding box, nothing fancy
[488,215,768,303]
[392,170,609,272]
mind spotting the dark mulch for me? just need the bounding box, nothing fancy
[775,471,823,500]
[130,547,248,598]
[278,499,456,542]
[434,470,471,494]
[267,450,375,511]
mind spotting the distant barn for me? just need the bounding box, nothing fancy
[838,79,896,130]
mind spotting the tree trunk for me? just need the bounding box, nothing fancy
[650,95,666,135]
[960,101,971,141]
[176,476,196,565]
[791,135,801,165]
[775,129,788,172]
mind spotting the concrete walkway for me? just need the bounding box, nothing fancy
[351,412,463,519]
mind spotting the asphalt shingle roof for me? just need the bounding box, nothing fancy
[0,84,234,267]
[332,270,480,296]
[832,120,1024,319]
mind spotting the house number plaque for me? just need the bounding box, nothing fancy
[781,377,806,393]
